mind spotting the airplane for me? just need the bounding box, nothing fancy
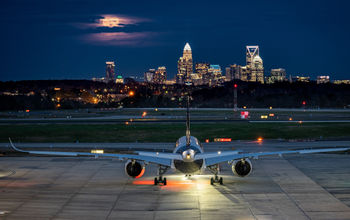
[8,95,350,186]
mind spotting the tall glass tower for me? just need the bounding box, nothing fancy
[105,61,115,82]
[177,43,193,84]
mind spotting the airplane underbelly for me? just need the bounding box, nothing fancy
[174,159,203,174]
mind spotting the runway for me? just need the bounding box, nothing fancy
[1,145,350,219]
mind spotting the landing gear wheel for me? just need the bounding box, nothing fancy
[210,177,214,185]
[219,177,223,185]
[154,177,167,185]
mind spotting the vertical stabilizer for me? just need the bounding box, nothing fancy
[186,95,191,146]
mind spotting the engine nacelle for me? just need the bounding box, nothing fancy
[231,158,252,177]
[125,160,145,178]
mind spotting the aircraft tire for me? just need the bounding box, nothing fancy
[219,177,223,185]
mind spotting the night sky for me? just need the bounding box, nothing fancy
[1,0,349,81]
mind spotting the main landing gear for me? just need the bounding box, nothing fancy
[154,165,168,185]
[154,176,167,185]
[210,175,223,185]
[208,165,223,185]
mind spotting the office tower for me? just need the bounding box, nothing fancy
[208,65,222,86]
[267,68,287,83]
[245,46,264,83]
[226,64,241,81]
[225,67,231,81]
[251,55,264,83]
[154,66,167,84]
[144,69,156,83]
[195,62,209,85]
[246,46,259,67]
[105,61,116,82]
[240,66,249,81]
[177,43,193,84]
[317,75,330,84]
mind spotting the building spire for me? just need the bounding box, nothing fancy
[184,42,191,51]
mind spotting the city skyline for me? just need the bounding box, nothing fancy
[1,0,350,81]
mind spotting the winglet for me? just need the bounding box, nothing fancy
[8,138,26,153]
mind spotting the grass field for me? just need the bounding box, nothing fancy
[1,122,350,143]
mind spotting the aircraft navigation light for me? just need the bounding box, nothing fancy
[234,84,237,88]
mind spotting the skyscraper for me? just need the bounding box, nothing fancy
[251,55,264,83]
[245,46,264,83]
[144,69,156,83]
[226,64,241,81]
[195,62,209,84]
[208,65,222,86]
[177,43,193,84]
[246,46,259,67]
[154,66,167,84]
[105,61,116,82]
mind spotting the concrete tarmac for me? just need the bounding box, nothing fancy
[0,144,350,219]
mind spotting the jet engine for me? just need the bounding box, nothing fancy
[231,159,252,177]
[125,160,145,178]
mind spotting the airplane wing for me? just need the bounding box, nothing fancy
[9,138,176,167]
[194,150,242,160]
[201,147,350,167]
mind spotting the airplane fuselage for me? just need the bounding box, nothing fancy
[173,136,204,174]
